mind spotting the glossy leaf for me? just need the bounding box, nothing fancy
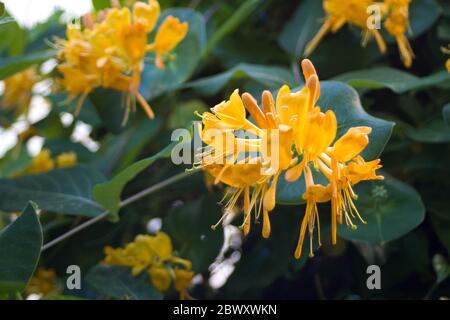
[278,0,323,59]
[0,203,42,294]
[164,195,224,273]
[0,50,55,80]
[337,174,425,243]
[185,63,296,96]
[0,166,106,217]
[334,68,450,93]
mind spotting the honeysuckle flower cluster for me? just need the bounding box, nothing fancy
[103,232,194,299]
[1,67,38,116]
[305,0,414,68]
[56,0,188,122]
[25,149,77,175]
[197,59,384,259]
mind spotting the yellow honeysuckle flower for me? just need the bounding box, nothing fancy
[26,149,55,174]
[200,59,384,259]
[56,0,188,122]
[384,0,414,68]
[1,67,38,116]
[149,15,189,69]
[56,152,78,168]
[25,268,58,297]
[103,231,194,298]
[305,0,414,68]
[305,0,387,57]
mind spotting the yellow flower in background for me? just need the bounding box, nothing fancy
[103,231,194,299]
[305,0,387,57]
[1,67,38,116]
[384,0,414,68]
[24,149,78,175]
[305,0,414,68]
[26,149,55,174]
[174,269,194,300]
[149,15,188,68]
[56,0,188,122]
[56,152,78,168]
[25,268,58,297]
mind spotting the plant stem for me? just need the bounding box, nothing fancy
[41,169,199,252]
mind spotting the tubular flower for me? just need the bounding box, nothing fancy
[196,86,295,238]
[103,232,194,299]
[1,67,38,116]
[199,59,385,259]
[384,0,414,68]
[56,0,188,121]
[305,0,387,57]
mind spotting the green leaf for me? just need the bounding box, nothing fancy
[334,68,450,93]
[93,142,175,221]
[430,214,450,255]
[0,166,106,217]
[203,0,263,58]
[277,0,323,59]
[139,8,206,100]
[405,119,450,143]
[89,88,133,135]
[0,203,42,294]
[0,50,55,80]
[337,174,425,243]
[408,0,442,39]
[86,265,162,300]
[276,81,394,204]
[185,63,296,96]
[0,146,32,178]
[442,103,450,127]
[164,195,224,272]
[0,2,4,16]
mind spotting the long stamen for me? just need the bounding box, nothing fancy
[241,92,268,129]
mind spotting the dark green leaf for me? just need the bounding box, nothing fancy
[185,63,296,96]
[0,203,42,294]
[164,195,224,272]
[0,50,55,80]
[86,265,162,300]
[278,0,323,59]
[405,119,450,143]
[443,103,450,127]
[334,68,450,93]
[337,174,425,243]
[0,166,106,217]
[203,0,263,57]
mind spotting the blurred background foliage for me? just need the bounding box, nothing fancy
[0,0,449,300]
